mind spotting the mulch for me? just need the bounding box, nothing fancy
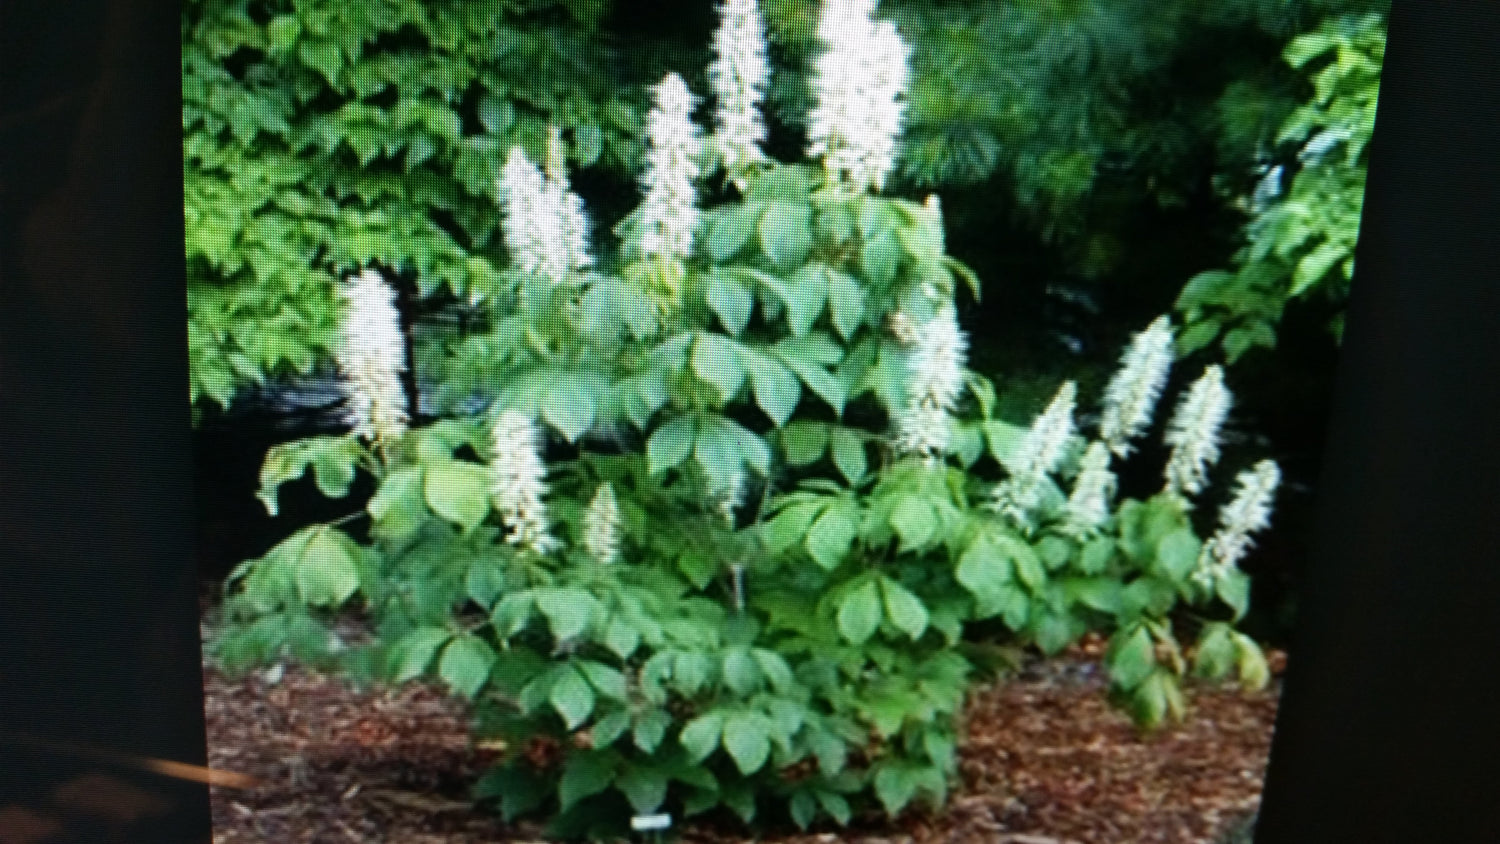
[203,636,1283,844]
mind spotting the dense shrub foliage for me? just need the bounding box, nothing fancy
[208,2,1295,837]
[1176,11,1385,360]
[183,0,1387,417]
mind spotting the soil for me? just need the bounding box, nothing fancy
[202,637,1283,844]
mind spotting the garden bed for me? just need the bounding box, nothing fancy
[203,641,1282,844]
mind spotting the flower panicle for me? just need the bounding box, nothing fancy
[1163,365,1233,499]
[1063,441,1117,536]
[807,0,911,192]
[1099,315,1175,457]
[336,268,409,443]
[583,483,622,564]
[709,0,771,181]
[489,409,558,554]
[1194,459,1282,586]
[893,305,969,458]
[637,73,703,262]
[498,145,591,284]
[990,381,1078,523]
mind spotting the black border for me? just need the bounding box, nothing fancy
[4,2,1500,842]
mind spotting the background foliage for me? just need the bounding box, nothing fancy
[184,0,1387,418]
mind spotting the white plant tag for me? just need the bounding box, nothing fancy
[630,813,672,831]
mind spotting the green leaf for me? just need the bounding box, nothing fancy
[1193,623,1235,681]
[759,202,814,269]
[647,416,695,473]
[604,617,640,660]
[880,578,930,640]
[1232,632,1271,691]
[389,627,452,682]
[873,765,918,815]
[536,587,597,640]
[438,635,496,699]
[693,335,747,401]
[478,92,514,133]
[295,528,359,606]
[751,649,796,693]
[541,381,596,443]
[781,422,828,466]
[742,351,800,427]
[790,791,816,830]
[707,205,758,261]
[465,557,507,608]
[825,268,866,340]
[861,231,902,285]
[1109,626,1155,690]
[837,581,883,644]
[617,765,669,814]
[1176,317,1224,356]
[1154,529,1201,582]
[1033,611,1074,655]
[723,712,771,774]
[830,428,867,485]
[706,273,754,335]
[558,751,615,809]
[1078,536,1115,575]
[768,267,829,336]
[721,649,762,696]
[807,505,859,570]
[956,536,1013,615]
[680,711,725,764]
[580,661,629,701]
[816,790,852,825]
[634,709,672,753]
[592,711,632,747]
[424,462,491,532]
[549,665,596,729]
[889,496,937,551]
[1217,569,1252,621]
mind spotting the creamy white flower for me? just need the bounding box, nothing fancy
[583,482,622,564]
[893,403,953,458]
[545,127,593,277]
[498,146,590,283]
[992,381,1077,521]
[637,73,703,261]
[1064,441,1117,536]
[709,0,770,181]
[336,268,408,442]
[807,0,911,192]
[1193,459,1281,587]
[1163,366,1233,498]
[1099,315,1175,457]
[893,305,968,457]
[489,409,558,553]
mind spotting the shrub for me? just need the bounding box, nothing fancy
[211,0,1278,837]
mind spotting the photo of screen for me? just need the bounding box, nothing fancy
[183,1,1390,841]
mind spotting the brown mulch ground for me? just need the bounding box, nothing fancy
[203,636,1283,844]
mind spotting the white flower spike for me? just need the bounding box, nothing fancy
[490,409,559,553]
[1099,315,1175,457]
[807,0,911,192]
[1064,441,1117,536]
[709,0,771,183]
[583,483,622,564]
[893,305,969,457]
[1163,365,1233,498]
[1193,459,1281,587]
[498,146,590,284]
[992,381,1077,523]
[637,73,703,262]
[336,268,409,443]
